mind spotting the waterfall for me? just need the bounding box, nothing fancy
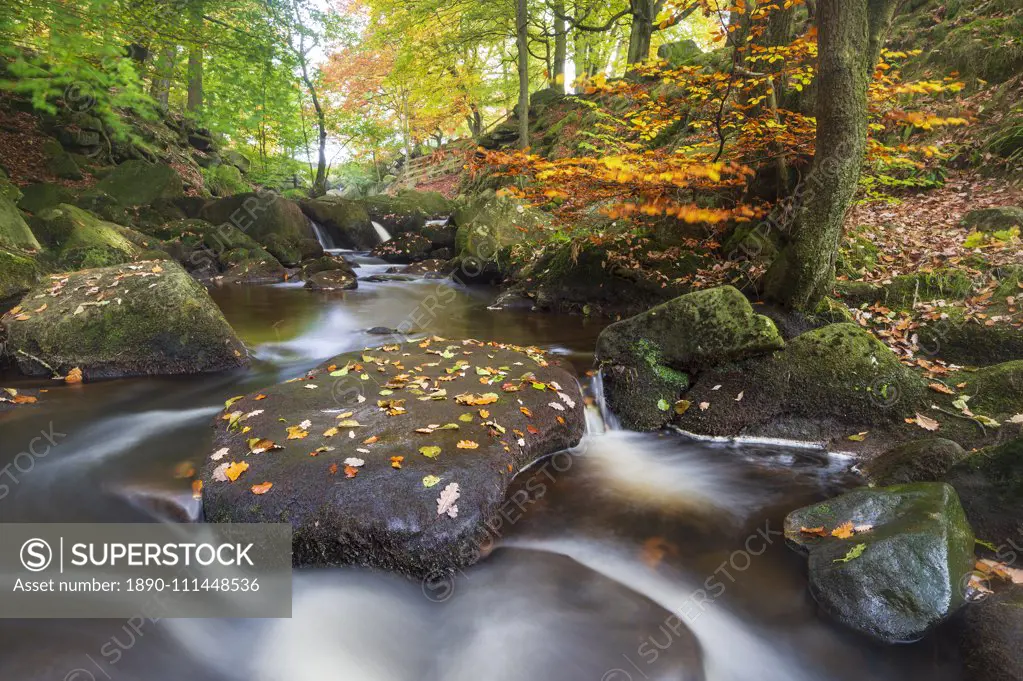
[310,219,339,251]
[372,221,392,244]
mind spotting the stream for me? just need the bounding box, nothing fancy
[0,253,962,681]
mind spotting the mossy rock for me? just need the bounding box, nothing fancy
[204,164,249,197]
[95,160,184,206]
[200,192,314,266]
[221,150,250,174]
[596,286,784,431]
[784,483,975,644]
[813,297,856,324]
[219,248,286,284]
[915,307,1023,366]
[0,248,43,303]
[40,138,82,181]
[31,204,143,271]
[17,183,73,215]
[961,207,1023,233]
[945,438,1023,546]
[371,231,432,264]
[960,586,1023,681]
[953,361,1023,419]
[1,261,248,379]
[722,222,781,265]
[1,193,41,252]
[835,269,974,308]
[0,176,23,203]
[73,190,131,226]
[299,197,377,250]
[301,255,356,278]
[863,438,968,485]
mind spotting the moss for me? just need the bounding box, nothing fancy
[836,269,974,309]
[0,248,42,302]
[4,261,247,378]
[34,204,143,271]
[17,183,73,215]
[1,193,41,252]
[204,164,249,197]
[40,138,82,180]
[930,15,1023,83]
[955,361,1023,418]
[95,160,185,206]
[813,297,856,324]
[946,438,1023,544]
[961,207,1023,232]
[916,306,1023,366]
[0,177,22,203]
[863,438,968,485]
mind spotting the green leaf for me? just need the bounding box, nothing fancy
[225,396,245,409]
[419,446,442,459]
[834,543,867,563]
[458,413,474,422]
[436,423,460,430]
[657,399,670,412]
[422,475,441,488]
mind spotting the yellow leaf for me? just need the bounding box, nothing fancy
[457,440,479,449]
[831,521,854,539]
[224,461,249,482]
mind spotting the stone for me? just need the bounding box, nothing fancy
[299,198,377,250]
[863,438,968,485]
[945,437,1023,546]
[17,182,73,215]
[2,261,247,379]
[221,149,251,174]
[595,286,784,430]
[371,231,433,264]
[0,193,41,252]
[29,204,146,271]
[204,164,249,197]
[40,138,82,180]
[959,586,1023,681]
[304,269,357,291]
[961,207,1023,233]
[785,483,975,644]
[0,248,42,303]
[95,160,185,206]
[200,192,315,267]
[200,340,584,576]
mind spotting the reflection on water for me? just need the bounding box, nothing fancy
[0,275,962,681]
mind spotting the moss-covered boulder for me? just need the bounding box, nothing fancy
[153,219,283,282]
[453,193,548,257]
[0,248,43,303]
[1,194,41,252]
[960,586,1023,681]
[953,361,1023,420]
[863,438,968,486]
[204,164,249,197]
[785,483,975,644]
[2,261,247,379]
[16,183,73,215]
[0,171,21,204]
[961,207,1023,232]
[200,192,315,267]
[915,307,1023,366]
[371,231,432,264]
[95,160,184,206]
[299,198,377,250]
[219,248,286,284]
[200,339,583,576]
[362,190,453,234]
[945,438,1023,545]
[595,286,784,430]
[73,190,131,226]
[29,204,146,271]
[304,269,357,291]
[40,138,82,181]
[221,149,251,174]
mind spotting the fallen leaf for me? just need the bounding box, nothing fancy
[224,461,249,482]
[363,435,379,444]
[210,447,229,461]
[800,526,827,537]
[251,482,273,495]
[323,427,339,438]
[286,425,309,440]
[699,402,710,411]
[254,394,268,401]
[344,465,359,478]
[437,482,460,518]
[64,367,83,384]
[734,391,744,402]
[928,382,955,395]
[419,446,442,458]
[225,396,245,409]
[834,543,867,563]
[914,413,940,431]
[191,480,203,499]
[328,462,339,476]
[422,475,441,488]
[831,522,855,539]
[457,440,479,449]
[520,406,533,417]
[847,431,869,442]
[390,456,404,469]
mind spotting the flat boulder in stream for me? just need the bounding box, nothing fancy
[784,483,975,644]
[2,261,248,379]
[200,339,585,576]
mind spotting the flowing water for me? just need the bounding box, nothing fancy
[372,221,392,243]
[0,260,963,681]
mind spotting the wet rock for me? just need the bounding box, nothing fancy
[945,437,1023,545]
[421,219,457,249]
[304,269,358,291]
[299,197,377,250]
[595,286,784,430]
[200,339,584,577]
[2,261,248,379]
[363,273,416,283]
[863,438,968,485]
[402,259,451,276]
[371,232,432,263]
[785,483,975,644]
[95,160,184,206]
[367,326,398,335]
[362,190,453,234]
[959,586,1023,681]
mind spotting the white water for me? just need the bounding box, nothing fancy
[372,221,392,243]
[309,219,339,251]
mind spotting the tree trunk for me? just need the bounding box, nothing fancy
[763,0,897,310]
[626,0,655,65]
[552,0,567,91]
[516,0,530,148]
[150,45,175,109]
[186,1,204,114]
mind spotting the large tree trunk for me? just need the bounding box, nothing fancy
[552,0,567,91]
[516,0,530,148]
[763,0,897,310]
[186,1,204,113]
[626,0,657,65]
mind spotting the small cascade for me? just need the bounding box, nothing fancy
[372,221,392,244]
[590,371,622,431]
[309,219,339,251]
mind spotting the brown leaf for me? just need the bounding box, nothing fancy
[191,480,203,499]
[328,463,339,476]
[251,481,273,495]
[344,465,359,478]
[928,382,955,395]
[914,413,940,431]
[800,526,827,537]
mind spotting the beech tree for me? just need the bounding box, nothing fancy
[764,0,899,310]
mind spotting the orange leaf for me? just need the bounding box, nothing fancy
[254,394,268,401]
[928,383,954,395]
[251,481,273,495]
[12,395,37,404]
[390,456,404,469]
[519,406,532,417]
[344,465,359,478]
[65,367,83,384]
[478,409,490,419]
[363,435,379,444]
[328,463,339,476]
[800,526,827,537]
[191,480,203,499]
[831,522,854,539]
